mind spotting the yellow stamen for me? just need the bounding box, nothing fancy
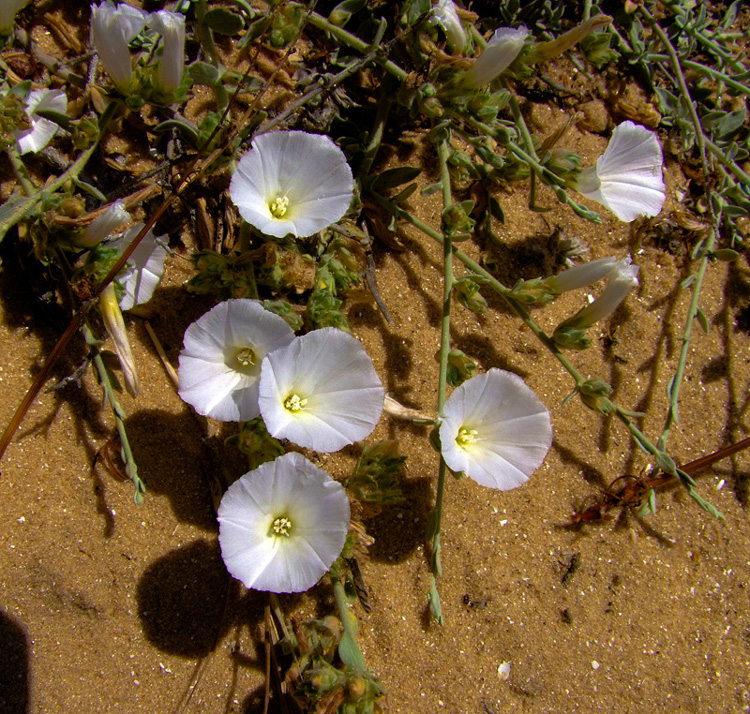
[235,346,257,369]
[271,516,292,537]
[456,427,478,447]
[269,195,289,218]
[284,394,307,412]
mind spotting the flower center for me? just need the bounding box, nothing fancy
[456,427,478,447]
[269,195,290,218]
[271,516,292,537]
[284,393,307,412]
[235,346,257,369]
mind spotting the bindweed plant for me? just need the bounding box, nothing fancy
[0,0,748,710]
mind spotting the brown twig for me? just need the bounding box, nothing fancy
[570,435,750,524]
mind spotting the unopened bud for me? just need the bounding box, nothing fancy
[530,15,612,63]
[578,379,614,414]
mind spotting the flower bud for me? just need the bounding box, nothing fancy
[454,278,487,314]
[529,14,612,63]
[91,2,147,92]
[432,0,466,53]
[545,256,619,293]
[553,256,639,348]
[578,379,614,414]
[99,282,140,396]
[147,10,186,94]
[462,26,529,88]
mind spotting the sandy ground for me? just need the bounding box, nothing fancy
[2,136,750,714]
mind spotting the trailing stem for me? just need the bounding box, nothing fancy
[426,138,455,625]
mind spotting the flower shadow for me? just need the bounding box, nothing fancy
[136,538,248,657]
[0,609,30,713]
[125,408,246,531]
[365,476,434,564]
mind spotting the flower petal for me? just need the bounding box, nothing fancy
[218,452,350,593]
[229,131,354,238]
[440,369,552,489]
[178,299,296,422]
[577,121,666,222]
[15,89,68,155]
[108,225,168,310]
[259,328,384,452]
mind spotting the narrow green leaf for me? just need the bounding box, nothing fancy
[429,579,443,625]
[339,630,366,670]
[696,308,710,333]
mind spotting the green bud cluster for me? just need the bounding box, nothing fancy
[227,417,284,470]
[578,379,614,414]
[347,440,404,506]
[442,348,477,386]
[454,277,488,314]
[441,200,475,240]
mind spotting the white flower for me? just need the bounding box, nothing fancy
[91,1,147,92]
[15,89,67,155]
[1,0,29,34]
[78,200,132,248]
[546,255,619,293]
[433,0,466,53]
[258,328,384,453]
[573,121,666,222]
[462,26,529,88]
[109,224,168,310]
[218,452,351,593]
[229,131,355,239]
[564,256,639,329]
[147,10,186,93]
[439,369,552,490]
[178,299,296,422]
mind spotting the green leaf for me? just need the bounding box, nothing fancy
[716,108,746,141]
[204,7,245,34]
[428,579,443,625]
[188,61,224,86]
[338,630,366,670]
[696,308,710,333]
[421,182,442,196]
[34,108,72,131]
[154,118,199,145]
[371,166,422,190]
[425,507,439,540]
[680,273,697,290]
[655,451,677,476]
[687,486,724,521]
[489,196,505,223]
[713,248,740,262]
[329,0,367,26]
[391,182,418,203]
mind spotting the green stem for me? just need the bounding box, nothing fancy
[703,136,750,186]
[647,54,750,98]
[83,323,145,504]
[426,139,456,625]
[307,11,409,82]
[368,192,586,386]
[5,146,36,196]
